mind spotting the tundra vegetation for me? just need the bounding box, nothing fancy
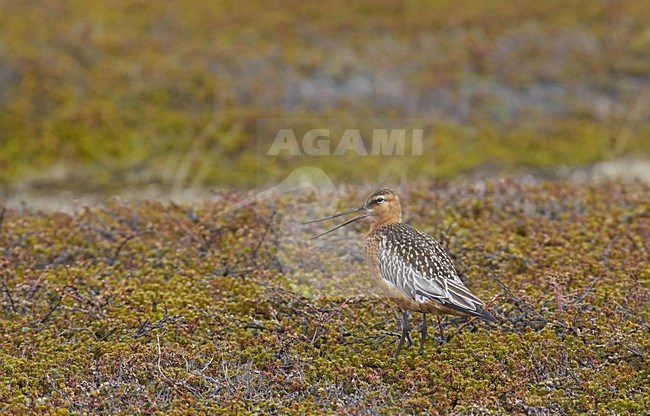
[0,0,649,414]
[1,181,648,414]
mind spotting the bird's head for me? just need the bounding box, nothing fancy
[304,188,402,239]
[363,188,402,227]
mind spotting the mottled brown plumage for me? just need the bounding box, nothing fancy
[305,188,497,357]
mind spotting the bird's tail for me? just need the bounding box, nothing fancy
[472,306,499,323]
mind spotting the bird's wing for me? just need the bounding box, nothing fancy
[377,227,486,315]
[378,248,485,312]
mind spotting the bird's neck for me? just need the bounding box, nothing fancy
[369,215,402,233]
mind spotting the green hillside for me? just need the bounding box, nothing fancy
[0,0,649,192]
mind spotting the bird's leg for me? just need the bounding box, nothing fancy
[436,316,446,341]
[404,311,414,346]
[393,310,413,346]
[419,313,428,354]
[393,309,411,358]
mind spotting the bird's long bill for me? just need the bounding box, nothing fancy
[303,205,368,239]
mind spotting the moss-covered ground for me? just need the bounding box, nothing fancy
[1,179,647,414]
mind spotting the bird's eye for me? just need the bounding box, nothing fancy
[375,197,385,204]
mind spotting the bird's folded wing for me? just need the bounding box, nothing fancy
[378,249,485,313]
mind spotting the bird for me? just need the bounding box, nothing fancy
[304,188,497,358]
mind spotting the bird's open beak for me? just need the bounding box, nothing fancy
[303,205,369,239]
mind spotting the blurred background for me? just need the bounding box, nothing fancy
[1,0,649,207]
